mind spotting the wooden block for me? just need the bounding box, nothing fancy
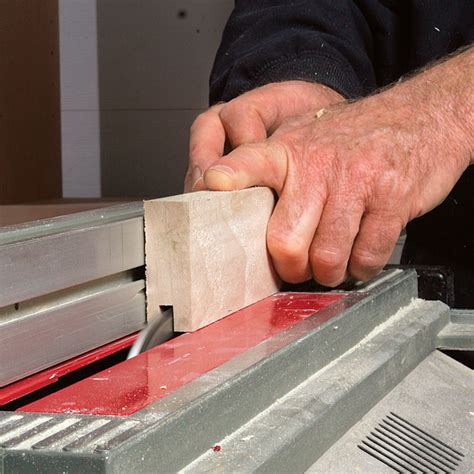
[144,188,279,332]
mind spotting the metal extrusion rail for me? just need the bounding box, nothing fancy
[0,203,146,387]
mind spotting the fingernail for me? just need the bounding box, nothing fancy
[190,166,202,191]
[208,165,235,177]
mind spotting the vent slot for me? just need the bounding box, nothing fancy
[358,412,464,473]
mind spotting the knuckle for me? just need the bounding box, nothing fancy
[310,247,347,287]
[351,248,383,269]
[267,230,307,264]
[348,160,373,198]
[190,111,213,133]
[310,247,345,270]
[271,134,304,169]
[376,170,410,202]
[219,101,267,144]
[189,142,205,159]
[219,100,248,123]
[349,156,372,180]
[350,249,384,280]
[326,213,353,237]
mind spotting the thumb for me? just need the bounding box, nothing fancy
[203,141,287,194]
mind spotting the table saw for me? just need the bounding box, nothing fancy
[0,202,472,473]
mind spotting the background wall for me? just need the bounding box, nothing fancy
[0,0,62,204]
[59,0,233,198]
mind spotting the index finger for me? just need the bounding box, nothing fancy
[185,103,226,192]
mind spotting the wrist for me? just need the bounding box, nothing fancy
[384,47,473,169]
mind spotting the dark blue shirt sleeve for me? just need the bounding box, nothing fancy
[209,0,474,105]
[209,0,377,103]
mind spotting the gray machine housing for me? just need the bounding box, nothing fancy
[0,269,472,473]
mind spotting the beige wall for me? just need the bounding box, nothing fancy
[59,0,233,198]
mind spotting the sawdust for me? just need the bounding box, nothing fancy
[353,297,423,348]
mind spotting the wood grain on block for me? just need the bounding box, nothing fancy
[145,188,279,332]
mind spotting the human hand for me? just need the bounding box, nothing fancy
[203,53,472,286]
[184,80,344,192]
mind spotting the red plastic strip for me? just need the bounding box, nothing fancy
[20,293,343,416]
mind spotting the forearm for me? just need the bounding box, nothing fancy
[381,46,473,167]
